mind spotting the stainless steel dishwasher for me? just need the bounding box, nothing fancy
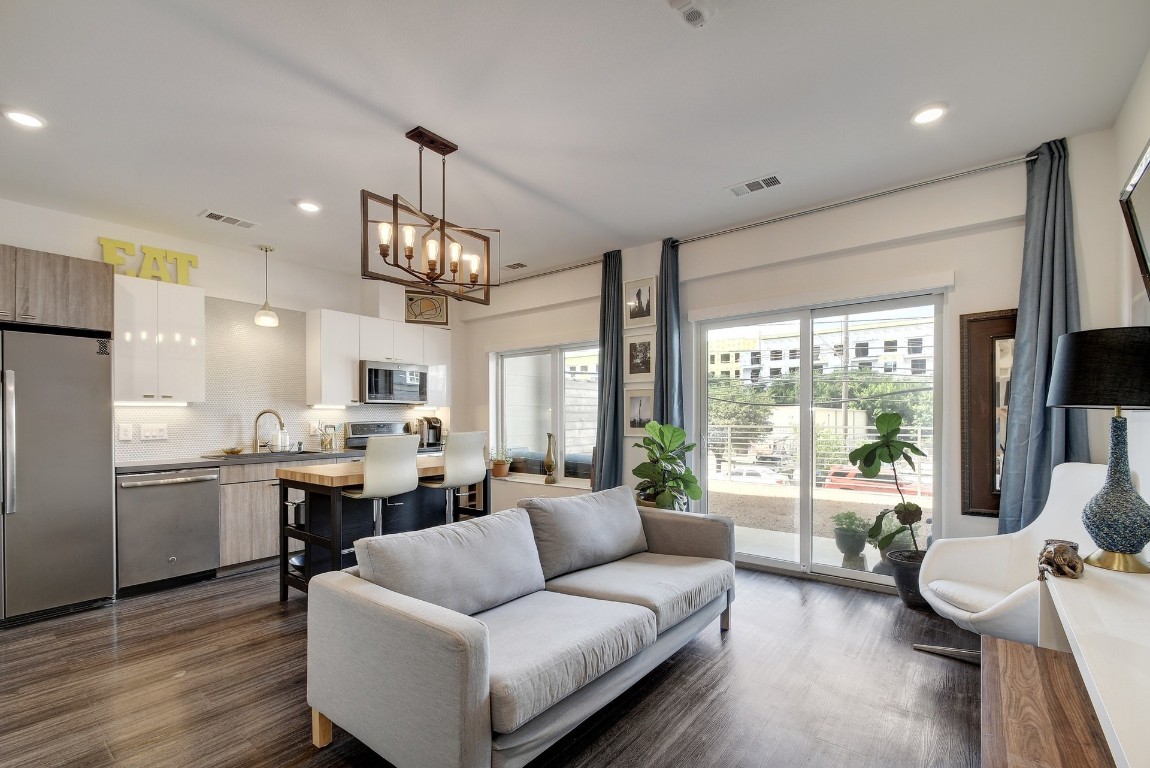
[116,468,221,590]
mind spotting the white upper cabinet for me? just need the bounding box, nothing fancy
[113,276,205,402]
[306,309,361,406]
[393,321,424,363]
[423,327,451,408]
[358,316,395,362]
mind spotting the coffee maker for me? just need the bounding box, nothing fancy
[420,416,443,449]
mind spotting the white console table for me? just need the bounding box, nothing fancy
[1039,567,1150,768]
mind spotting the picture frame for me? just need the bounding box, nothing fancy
[625,387,655,436]
[404,290,450,326]
[624,332,656,383]
[960,308,1017,517]
[623,276,656,329]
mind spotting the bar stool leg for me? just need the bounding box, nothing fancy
[445,488,454,525]
[372,498,382,537]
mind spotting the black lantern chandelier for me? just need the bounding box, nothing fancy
[361,126,498,304]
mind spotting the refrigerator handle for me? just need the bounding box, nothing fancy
[3,369,13,516]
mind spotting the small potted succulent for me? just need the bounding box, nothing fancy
[632,421,702,511]
[848,412,930,609]
[490,443,512,478]
[831,511,870,557]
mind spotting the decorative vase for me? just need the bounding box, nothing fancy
[886,549,929,609]
[544,432,557,484]
[1081,416,1150,573]
[491,460,510,479]
[834,528,867,557]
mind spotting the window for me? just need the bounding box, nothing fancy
[497,344,598,480]
[884,339,897,353]
[855,341,869,358]
[911,358,927,374]
[721,353,731,363]
[813,347,821,361]
[770,367,782,377]
[908,337,923,354]
[833,343,844,357]
[883,361,896,373]
[721,370,731,378]
[751,351,762,365]
[770,349,782,361]
[813,363,826,373]
[858,361,872,371]
[789,348,799,360]
[709,354,715,364]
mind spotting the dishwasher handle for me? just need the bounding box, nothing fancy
[120,474,219,488]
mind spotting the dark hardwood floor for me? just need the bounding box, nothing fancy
[0,566,979,768]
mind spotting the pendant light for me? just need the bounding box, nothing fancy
[254,245,279,327]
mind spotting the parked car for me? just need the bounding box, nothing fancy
[821,464,932,496]
[728,465,789,485]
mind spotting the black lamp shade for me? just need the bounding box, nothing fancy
[1047,327,1150,409]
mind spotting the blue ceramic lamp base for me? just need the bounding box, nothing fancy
[1082,416,1150,574]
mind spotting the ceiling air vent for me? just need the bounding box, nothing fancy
[727,175,781,198]
[198,209,258,229]
[504,262,528,270]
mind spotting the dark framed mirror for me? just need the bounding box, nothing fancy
[960,309,1017,517]
[1120,137,1150,300]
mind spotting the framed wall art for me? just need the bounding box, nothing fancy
[404,290,450,326]
[623,276,656,329]
[960,308,1017,517]
[624,332,656,383]
[625,387,655,436]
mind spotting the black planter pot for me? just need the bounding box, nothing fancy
[834,528,867,557]
[886,549,930,610]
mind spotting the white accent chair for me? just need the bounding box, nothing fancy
[343,435,421,535]
[419,431,488,524]
[917,462,1109,661]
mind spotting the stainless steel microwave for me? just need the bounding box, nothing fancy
[360,361,428,404]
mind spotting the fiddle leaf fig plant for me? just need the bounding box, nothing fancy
[632,421,702,511]
[847,412,927,551]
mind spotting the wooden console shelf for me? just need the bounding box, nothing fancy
[981,635,1114,768]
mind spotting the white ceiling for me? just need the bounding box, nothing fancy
[1,0,1148,280]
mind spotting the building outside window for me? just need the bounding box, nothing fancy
[858,361,872,371]
[834,343,844,357]
[770,349,782,361]
[911,358,927,374]
[883,361,896,373]
[770,367,782,377]
[789,348,799,359]
[855,341,869,358]
[751,351,762,365]
[721,370,731,378]
[884,339,897,353]
[721,353,731,363]
[496,344,598,480]
[908,337,923,354]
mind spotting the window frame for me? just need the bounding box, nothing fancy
[495,341,599,482]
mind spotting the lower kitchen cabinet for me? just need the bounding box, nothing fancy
[219,461,319,567]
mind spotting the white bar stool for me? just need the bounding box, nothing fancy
[343,434,420,536]
[419,431,488,525]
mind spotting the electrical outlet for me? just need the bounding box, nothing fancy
[118,423,133,441]
[141,423,168,441]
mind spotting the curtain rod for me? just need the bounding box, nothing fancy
[502,153,1036,284]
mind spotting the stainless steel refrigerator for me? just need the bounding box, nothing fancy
[0,331,113,621]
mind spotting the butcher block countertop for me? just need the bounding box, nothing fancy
[276,456,460,488]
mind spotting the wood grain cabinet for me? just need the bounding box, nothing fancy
[0,244,113,332]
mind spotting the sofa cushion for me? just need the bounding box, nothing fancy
[475,590,657,734]
[518,486,648,579]
[927,579,1011,614]
[353,509,546,615]
[545,552,735,632]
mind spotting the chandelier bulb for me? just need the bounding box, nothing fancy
[377,222,392,258]
[426,239,439,275]
[403,226,415,259]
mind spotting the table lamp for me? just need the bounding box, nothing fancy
[1047,327,1150,573]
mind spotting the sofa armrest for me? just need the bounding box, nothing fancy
[307,571,492,768]
[638,507,734,564]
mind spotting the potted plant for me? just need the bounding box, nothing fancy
[490,443,512,479]
[848,412,930,609]
[831,511,870,557]
[632,421,702,511]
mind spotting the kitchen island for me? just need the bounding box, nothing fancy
[275,458,490,599]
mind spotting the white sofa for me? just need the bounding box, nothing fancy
[306,486,736,768]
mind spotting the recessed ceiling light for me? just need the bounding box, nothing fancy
[4,110,45,129]
[912,104,947,125]
[296,200,321,213]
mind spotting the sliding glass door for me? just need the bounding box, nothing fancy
[701,296,939,583]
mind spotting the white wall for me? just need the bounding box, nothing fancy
[454,127,1133,540]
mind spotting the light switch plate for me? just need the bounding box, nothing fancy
[141,423,168,441]
[118,423,133,441]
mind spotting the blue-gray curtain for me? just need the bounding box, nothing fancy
[653,237,684,427]
[593,250,624,490]
[999,139,1090,533]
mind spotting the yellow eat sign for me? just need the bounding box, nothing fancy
[98,237,198,285]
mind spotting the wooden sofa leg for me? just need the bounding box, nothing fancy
[720,606,731,631]
[312,708,333,748]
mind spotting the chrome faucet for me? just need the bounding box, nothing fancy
[253,409,286,453]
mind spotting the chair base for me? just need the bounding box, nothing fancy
[1084,549,1150,574]
[912,644,981,665]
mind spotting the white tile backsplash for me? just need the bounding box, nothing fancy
[113,297,412,463]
